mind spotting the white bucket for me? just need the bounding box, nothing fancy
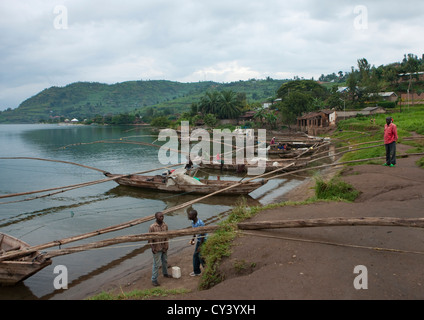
[172,266,181,279]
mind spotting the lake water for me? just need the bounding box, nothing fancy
[0,124,305,300]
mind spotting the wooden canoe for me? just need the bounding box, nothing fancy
[198,159,309,173]
[105,173,265,195]
[0,233,52,286]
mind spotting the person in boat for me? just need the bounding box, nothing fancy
[162,169,175,176]
[216,153,224,171]
[187,209,207,276]
[185,158,193,170]
[148,212,172,286]
[236,164,246,173]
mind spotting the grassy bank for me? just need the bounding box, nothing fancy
[333,105,424,165]
[88,287,190,300]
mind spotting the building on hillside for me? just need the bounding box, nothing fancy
[374,92,398,102]
[238,110,256,123]
[337,86,349,93]
[297,109,336,134]
[360,106,386,114]
[398,71,424,83]
[336,106,386,119]
[262,102,272,109]
[399,92,424,105]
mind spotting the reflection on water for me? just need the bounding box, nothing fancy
[0,124,306,300]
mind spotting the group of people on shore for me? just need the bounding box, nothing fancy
[148,209,207,287]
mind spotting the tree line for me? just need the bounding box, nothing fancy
[35,53,424,128]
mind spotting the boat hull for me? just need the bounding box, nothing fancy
[0,233,52,286]
[105,173,264,195]
[199,160,308,173]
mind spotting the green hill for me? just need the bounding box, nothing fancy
[0,79,287,123]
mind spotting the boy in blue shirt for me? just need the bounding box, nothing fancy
[188,209,207,276]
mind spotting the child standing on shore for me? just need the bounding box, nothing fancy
[188,210,207,276]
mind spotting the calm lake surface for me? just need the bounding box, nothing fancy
[0,124,305,300]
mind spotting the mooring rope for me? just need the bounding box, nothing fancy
[237,230,424,256]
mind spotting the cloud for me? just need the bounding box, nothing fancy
[0,0,423,110]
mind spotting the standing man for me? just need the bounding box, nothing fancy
[149,211,171,286]
[383,116,398,167]
[188,209,207,276]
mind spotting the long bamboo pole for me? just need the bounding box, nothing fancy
[2,150,423,261]
[45,225,219,258]
[0,162,182,200]
[264,152,424,182]
[0,157,108,173]
[0,162,296,262]
[43,217,424,259]
[237,217,424,230]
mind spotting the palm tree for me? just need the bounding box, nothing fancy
[199,91,220,115]
[217,90,241,119]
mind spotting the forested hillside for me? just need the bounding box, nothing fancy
[1,53,423,124]
[0,79,286,123]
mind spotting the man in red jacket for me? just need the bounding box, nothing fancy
[383,116,398,167]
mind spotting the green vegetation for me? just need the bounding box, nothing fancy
[333,105,424,164]
[88,287,190,300]
[313,175,359,202]
[0,79,287,124]
[416,157,424,168]
[2,53,424,127]
[274,80,330,128]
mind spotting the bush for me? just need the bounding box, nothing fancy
[376,101,396,108]
[150,116,171,128]
[204,113,217,127]
[314,176,359,202]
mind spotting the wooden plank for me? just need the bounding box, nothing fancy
[45,217,424,258]
[237,217,424,230]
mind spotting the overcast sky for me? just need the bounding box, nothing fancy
[1,0,423,110]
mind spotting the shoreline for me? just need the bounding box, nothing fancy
[86,165,339,299]
[90,144,424,300]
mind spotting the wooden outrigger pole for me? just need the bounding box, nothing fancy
[2,151,424,284]
[42,217,424,259]
[0,161,296,263]
[3,151,424,262]
[0,159,182,200]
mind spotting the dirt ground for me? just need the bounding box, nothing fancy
[106,142,424,300]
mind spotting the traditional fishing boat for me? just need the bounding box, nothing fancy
[104,171,265,195]
[0,233,52,286]
[198,159,309,173]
